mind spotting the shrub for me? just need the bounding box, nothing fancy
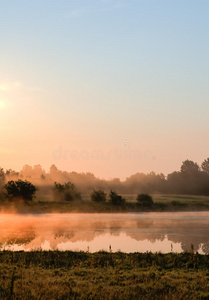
[137,193,153,207]
[91,189,107,203]
[109,190,126,206]
[171,200,180,206]
[4,180,38,201]
[53,182,81,201]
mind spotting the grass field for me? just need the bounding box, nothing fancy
[1,194,209,213]
[0,250,209,299]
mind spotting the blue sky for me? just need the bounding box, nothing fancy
[0,0,209,179]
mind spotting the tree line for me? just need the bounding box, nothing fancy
[0,178,154,209]
[1,158,209,196]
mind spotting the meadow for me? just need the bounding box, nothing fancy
[0,250,209,299]
[1,194,209,213]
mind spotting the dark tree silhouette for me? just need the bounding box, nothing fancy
[109,190,126,206]
[53,181,81,201]
[201,158,209,174]
[91,189,107,202]
[4,157,209,197]
[137,193,153,207]
[180,160,200,175]
[4,180,38,201]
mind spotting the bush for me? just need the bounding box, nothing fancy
[137,193,153,207]
[109,190,126,206]
[4,180,38,201]
[171,200,180,206]
[53,182,81,201]
[91,189,107,203]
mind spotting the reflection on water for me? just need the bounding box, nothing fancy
[0,212,209,253]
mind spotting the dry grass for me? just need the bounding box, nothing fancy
[0,251,209,299]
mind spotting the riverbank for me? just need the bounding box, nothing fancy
[0,251,208,299]
[1,194,209,213]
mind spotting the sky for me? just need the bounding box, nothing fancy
[0,0,209,180]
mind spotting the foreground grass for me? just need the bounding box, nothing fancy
[0,251,209,299]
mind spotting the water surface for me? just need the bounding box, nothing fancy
[0,212,209,253]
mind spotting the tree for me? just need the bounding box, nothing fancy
[4,180,38,201]
[0,168,5,185]
[137,194,153,207]
[109,190,126,206]
[167,171,184,194]
[201,158,209,174]
[64,182,81,201]
[180,160,203,194]
[5,169,19,179]
[53,181,81,201]
[50,164,59,174]
[33,164,44,178]
[20,165,33,178]
[91,189,106,203]
[180,160,200,175]
[0,168,5,200]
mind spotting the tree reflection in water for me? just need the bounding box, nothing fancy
[0,213,208,253]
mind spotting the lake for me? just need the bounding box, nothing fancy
[0,212,209,253]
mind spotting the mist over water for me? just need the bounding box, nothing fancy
[0,212,209,253]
